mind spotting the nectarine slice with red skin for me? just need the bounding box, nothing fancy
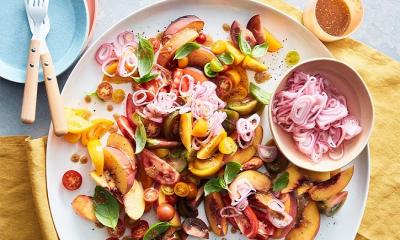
[103,147,136,194]
[281,165,303,194]
[246,14,266,45]
[300,168,331,182]
[186,46,217,67]
[318,191,348,216]
[272,192,298,239]
[107,133,136,169]
[71,195,97,223]
[162,15,204,44]
[309,166,354,201]
[286,200,320,240]
[157,28,199,67]
[124,180,145,220]
[230,20,257,48]
[204,192,228,236]
[229,170,271,201]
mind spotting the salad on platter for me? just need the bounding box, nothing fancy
[61,14,354,240]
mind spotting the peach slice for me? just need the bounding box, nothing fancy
[299,168,331,182]
[182,67,208,82]
[246,15,266,45]
[90,171,110,189]
[157,28,199,67]
[230,20,256,47]
[162,15,204,44]
[103,147,135,194]
[71,195,97,223]
[309,166,354,201]
[286,200,320,240]
[272,192,298,239]
[229,170,271,201]
[296,181,314,196]
[204,192,227,236]
[169,211,182,228]
[124,180,145,220]
[107,133,135,160]
[318,191,348,216]
[187,46,217,67]
[281,165,303,194]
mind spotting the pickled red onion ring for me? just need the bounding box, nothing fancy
[117,54,138,77]
[272,71,362,162]
[231,179,256,207]
[132,90,153,106]
[116,31,135,47]
[257,145,278,162]
[101,57,119,77]
[236,114,260,149]
[179,74,195,97]
[266,198,293,228]
[95,43,115,64]
[220,206,243,218]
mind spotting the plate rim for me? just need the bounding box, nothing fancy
[46,0,370,239]
[0,0,90,83]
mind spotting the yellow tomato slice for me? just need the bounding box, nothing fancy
[87,139,104,175]
[219,137,238,154]
[192,119,209,137]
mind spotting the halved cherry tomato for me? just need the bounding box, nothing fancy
[195,33,207,44]
[161,185,175,196]
[174,182,189,197]
[142,118,160,138]
[107,219,126,238]
[112,89,126,104]
[96,82,113,101]
[144,187,159,203]
[62,170,82,191]
[215,75,233,99]
[156,203,176,221]
[131,220,149,239]
[187,182,198,199]
[149,37,161,52]
[219,136,238,154]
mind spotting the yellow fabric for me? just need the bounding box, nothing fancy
[0,1,399,240]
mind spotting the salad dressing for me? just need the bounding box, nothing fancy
[315,0,350,36]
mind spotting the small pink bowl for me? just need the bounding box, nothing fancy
[268,58,374,172]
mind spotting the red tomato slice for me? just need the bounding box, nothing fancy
[107,219,126,238]
[131,220,149,239]
[125,93,137,127]
[216,75,233,99]
[62,170,82,191]
[236,207,259,238]
[144,187,159,202]
[141,149,180,185]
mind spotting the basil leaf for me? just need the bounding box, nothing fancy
[143,222,171,240]
[250,82,271,105]
[132,113,147,153]
[93,186,119,229]
[138,37,155,77]
[133,72,159,83]
[224,161,241,185]
[204,178,224,196]
[174,42,200,60]
[204,62,217,78]
[238,33,251,55]
[218,52,234,65]
[210,59,224,72]
[273,171,289,192]
[251,43,269,58]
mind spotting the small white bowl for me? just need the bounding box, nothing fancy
[302,0,364,42]
[268,58,374,172]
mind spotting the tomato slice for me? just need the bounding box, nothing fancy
[131,220,149,239]
[141,149,180,185]
[143,187,159,202]
[216,75,233,99]
[62,170,82,191]
[236,207,259,238]
[126,93,137,127]
[174,182,189,197]
[96,82,113,101]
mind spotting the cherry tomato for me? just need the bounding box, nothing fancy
[195,33,207,44]
[174,182,189,197]
[161,185,175,196]
[107,219,126,238]
[143,118,161,138]
[143,187,159,202]
[156,203,176,221]
[186,182,198,199]
[131,220,149,239]
[96,82,113,101]
[149,37,161,52]
[62,170,82,191]
[215,75,233,99]
[112,89,126,104]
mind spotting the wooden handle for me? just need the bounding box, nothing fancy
[21,39,41,124]
[41,52,68,136]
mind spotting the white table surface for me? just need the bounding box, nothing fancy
[0,0,399,137]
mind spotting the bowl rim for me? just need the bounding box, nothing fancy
[268,57,374,172]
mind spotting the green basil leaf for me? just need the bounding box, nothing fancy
[174,42,201,60]
[250,82,271,105]
[143,222,171,240]
[132,113,147,153]
[218,52,234,65]
[273,171,289,192]
[219,177,227,190]
[93,186,119,229]
[138,37,155,77]
[210,59,224,72]
[204,177,224,196]
[204,62,217,78]
[224,161,241,185]
[133,72,159,83]
[238,33,251,55]
[251,43,269,58]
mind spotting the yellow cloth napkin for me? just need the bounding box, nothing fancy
[0,1,399,240]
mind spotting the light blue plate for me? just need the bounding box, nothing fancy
[0,0,89,83]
